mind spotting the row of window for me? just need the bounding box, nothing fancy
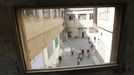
[98,8,110,21]
[23,9,38,17]
[67,13,93,20]
[23,9,64,18]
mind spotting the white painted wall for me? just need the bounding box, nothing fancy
[96,28,113,63]
[31,51,46,69]
[42,35,62,68]
[31,34,62,69]
[96,7,115,63]
[97,8,115,32]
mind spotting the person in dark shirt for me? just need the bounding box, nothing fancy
[81,49,85,56]
[70,47,74,55]
[58,56,62,63]
[87,49,90,57]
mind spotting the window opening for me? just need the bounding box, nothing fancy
[16,7,119,71]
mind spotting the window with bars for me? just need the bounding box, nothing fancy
[78,14,87,20]
[43,9,50,18]
[68,14,75,20]
[23,9,38,17]
[53,9,57,18]
[58,9,61,18]
[61,10,64,18]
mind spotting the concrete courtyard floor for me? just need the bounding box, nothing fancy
[57,38,101,68]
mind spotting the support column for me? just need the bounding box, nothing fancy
[93,8,98,32]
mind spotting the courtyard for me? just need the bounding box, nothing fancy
[57,38,102,68]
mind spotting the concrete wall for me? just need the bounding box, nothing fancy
[0,0,134,75]
[65,8,93,38]
[16,8,64,69]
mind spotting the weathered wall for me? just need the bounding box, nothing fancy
[17,8,64,66]
[0,0,134,75]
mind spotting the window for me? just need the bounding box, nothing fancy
[23,9,38,17]
[31,51,45,69]
[47,41,54,59]
[68,14,75,20]
[54,36,59,49]
[61,10,64,18]
[78,14,86,20]
[98,8,110,21]
[53,9,57,18]
[43,9,50,18]
[58,9,60,18]
[16,7,122,72]
[89,13,93,20]
[89,27,97,33]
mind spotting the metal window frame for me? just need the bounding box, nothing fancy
[13,4,126,73]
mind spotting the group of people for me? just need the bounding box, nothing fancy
[70,47,91,65]
[69,37,95,65]
[58,37,94,66]
[88,37,94,48]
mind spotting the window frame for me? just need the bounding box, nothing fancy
[89,13,93,20]
[53,9,57,18]
[23,9,39,17]
[61,10,64,18]
[14,5,126,73]
[42,9,50,18]
[78,14,87,20]
[68,14,75,20]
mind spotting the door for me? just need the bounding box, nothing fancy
[82,32,84,38]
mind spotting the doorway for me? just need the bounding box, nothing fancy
[82,32,84,38]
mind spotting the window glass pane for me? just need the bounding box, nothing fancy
[55,36,59,49]
[17,7,118,71]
